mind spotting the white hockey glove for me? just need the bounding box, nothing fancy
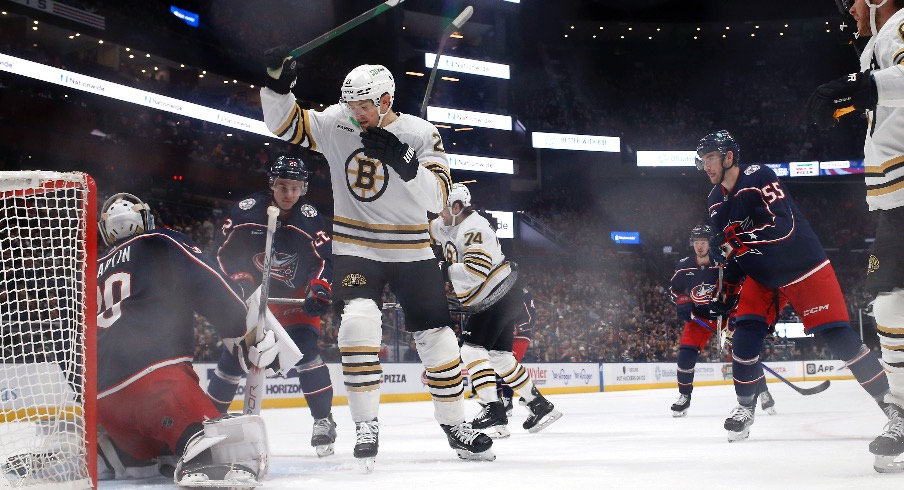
[231,286,304,377]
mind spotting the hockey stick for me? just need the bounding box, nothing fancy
[244,205,280,415]
[419,6,475,119]
[287,0,406,59]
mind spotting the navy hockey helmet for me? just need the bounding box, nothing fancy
[269,156,309,193]
[695,130,740,171]
[689,224,714,244]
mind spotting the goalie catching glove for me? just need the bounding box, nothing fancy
[223,286,304,377]
[360,126,419,181]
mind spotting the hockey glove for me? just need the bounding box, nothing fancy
[711,224,750,261]
[707,281,741,318]
[676,302,693,323]
[226,329,280,374]
[438,260,451,282]
[303,280,331,317]
[806,70,877,130]
[263,45,297,95]
[360,126,419,181]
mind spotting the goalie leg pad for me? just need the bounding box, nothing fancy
[819,326,890,399]
[460,343,498,403]
[414,326,466,425]
[338,298,383,422]
[175,414,269,487]
[489,350,536,402]
[873,290,904,401]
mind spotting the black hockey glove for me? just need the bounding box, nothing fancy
[707,281,741,318]
[676,302,693,323]
[806,70,877,130]
[438,260,451,281]
[360,127,419,181]
[263,45,297,95]
[710,224,750,261]
[303,280,331,317]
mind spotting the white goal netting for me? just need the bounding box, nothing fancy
[0,171,96,489]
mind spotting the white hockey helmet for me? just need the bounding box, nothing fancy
[98,193,154,246]
[340,64,395,125]
[447,183,472,208]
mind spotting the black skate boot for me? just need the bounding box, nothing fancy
[311,414,337,457]
[870,403,904,473]
[501,396,514,417]
[724,403,755,442]
[671,393,691,418]
[440,423,495,461]
[471,401,510,439]
[759,390,776,415]
[354,419,379,472]
[521,387,563,433]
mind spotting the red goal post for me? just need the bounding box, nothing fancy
[0,171,97,489]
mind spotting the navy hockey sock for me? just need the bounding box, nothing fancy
[299,362,334,419]
[497,376,514,400]
[819,326,889,399]
[731,321,769,402]
[676,346,699,395]
[207,349,244,413]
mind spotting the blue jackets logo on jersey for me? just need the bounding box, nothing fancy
[253,251,299,288]
[239,198,256,210]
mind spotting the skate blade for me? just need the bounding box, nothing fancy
[727,428,750,443]
[527,410,563,433]
[486,425,511,439]
[177,472,260,488]
[672,409,688,418]
[763,407,777,416]
[315,444,335,457]
[455,448,496,462]
[873,454,904,473]
[358,457,376,473]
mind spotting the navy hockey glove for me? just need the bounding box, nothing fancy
[360,127,419,181]
[438,260,451,281]
[263,45,297,95]
[806,70,877,130]
[303,279,331,317]
[676,302,693,323]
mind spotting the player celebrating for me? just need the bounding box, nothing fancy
[806,0,904,472]
[259,52,493,467]
[668,224,775,417]
[96,193,280,487]
[696,130,890,442]
[206,156,337,457]
[430,184,561,438]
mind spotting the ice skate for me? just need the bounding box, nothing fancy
[440,423,495,461]
[521,388,563,433]
[501,395,514,417]
[471,400,510,439]
[759,390,776,415]
[311,414,337,457]
[871,404,904,473]
[354,419,379,473]
[671,393,691,418]
[724,403,755,442]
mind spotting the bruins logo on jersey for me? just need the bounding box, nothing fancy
[443,241,459,263]
[898,22,904,42]
[342,273,367,287]
[345,150,389,202]
[868,254,880,275]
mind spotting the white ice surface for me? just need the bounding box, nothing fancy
[100,379,899,489]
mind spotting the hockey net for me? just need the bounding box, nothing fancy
[0,171,97,489]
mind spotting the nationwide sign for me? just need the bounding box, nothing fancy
[532,132,620,152]
[446,153,514,174]
[426,106,512,130]
[424,54,510,79]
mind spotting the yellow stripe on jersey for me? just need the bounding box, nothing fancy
[456,263,511,305]
[865,155,904,175]
[463,256,492,271]
[275,103,300,138]
[424,162,452,204]
[866,178,904,197]
[894,47,904,66]
[334,215,429,232]
[333,234,431,249]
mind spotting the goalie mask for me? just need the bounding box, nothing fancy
[98,193,154,246]
[340,64,395,128]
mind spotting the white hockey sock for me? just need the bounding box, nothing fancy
[489,350,536,402]
[460,343,499,403]
[414,327,465,425]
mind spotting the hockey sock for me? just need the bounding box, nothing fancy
[414,327,466,425]
[873,290,904,406]
[497,376,514,400]
[338,299,383,423]
[298,359,334,420]
[676,345,699,395]
[755,376,769,395]
[489,350,536,402]
[819,326,889,399]
[207,349,245,413]
[460,343,499,403]
[731,321,769,402]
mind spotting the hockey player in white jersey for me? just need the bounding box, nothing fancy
[430,184,562,438]
[807,0,904,473]
[260,50,493,467]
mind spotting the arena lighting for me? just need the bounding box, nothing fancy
[0,53,276,138]
[170,5,199,27]
[424,53,510,79]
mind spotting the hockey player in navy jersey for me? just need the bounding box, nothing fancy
[430,184,561,438]
[96,193,280,487]
[807,0,904,472]
[260,50,493,466]
[206,156,338,457]
[696,130,890,442]
[668,224,774,417]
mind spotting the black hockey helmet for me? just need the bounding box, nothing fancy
[695,130,740,171]
[689,224,714,244]
[269,156,309,190]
